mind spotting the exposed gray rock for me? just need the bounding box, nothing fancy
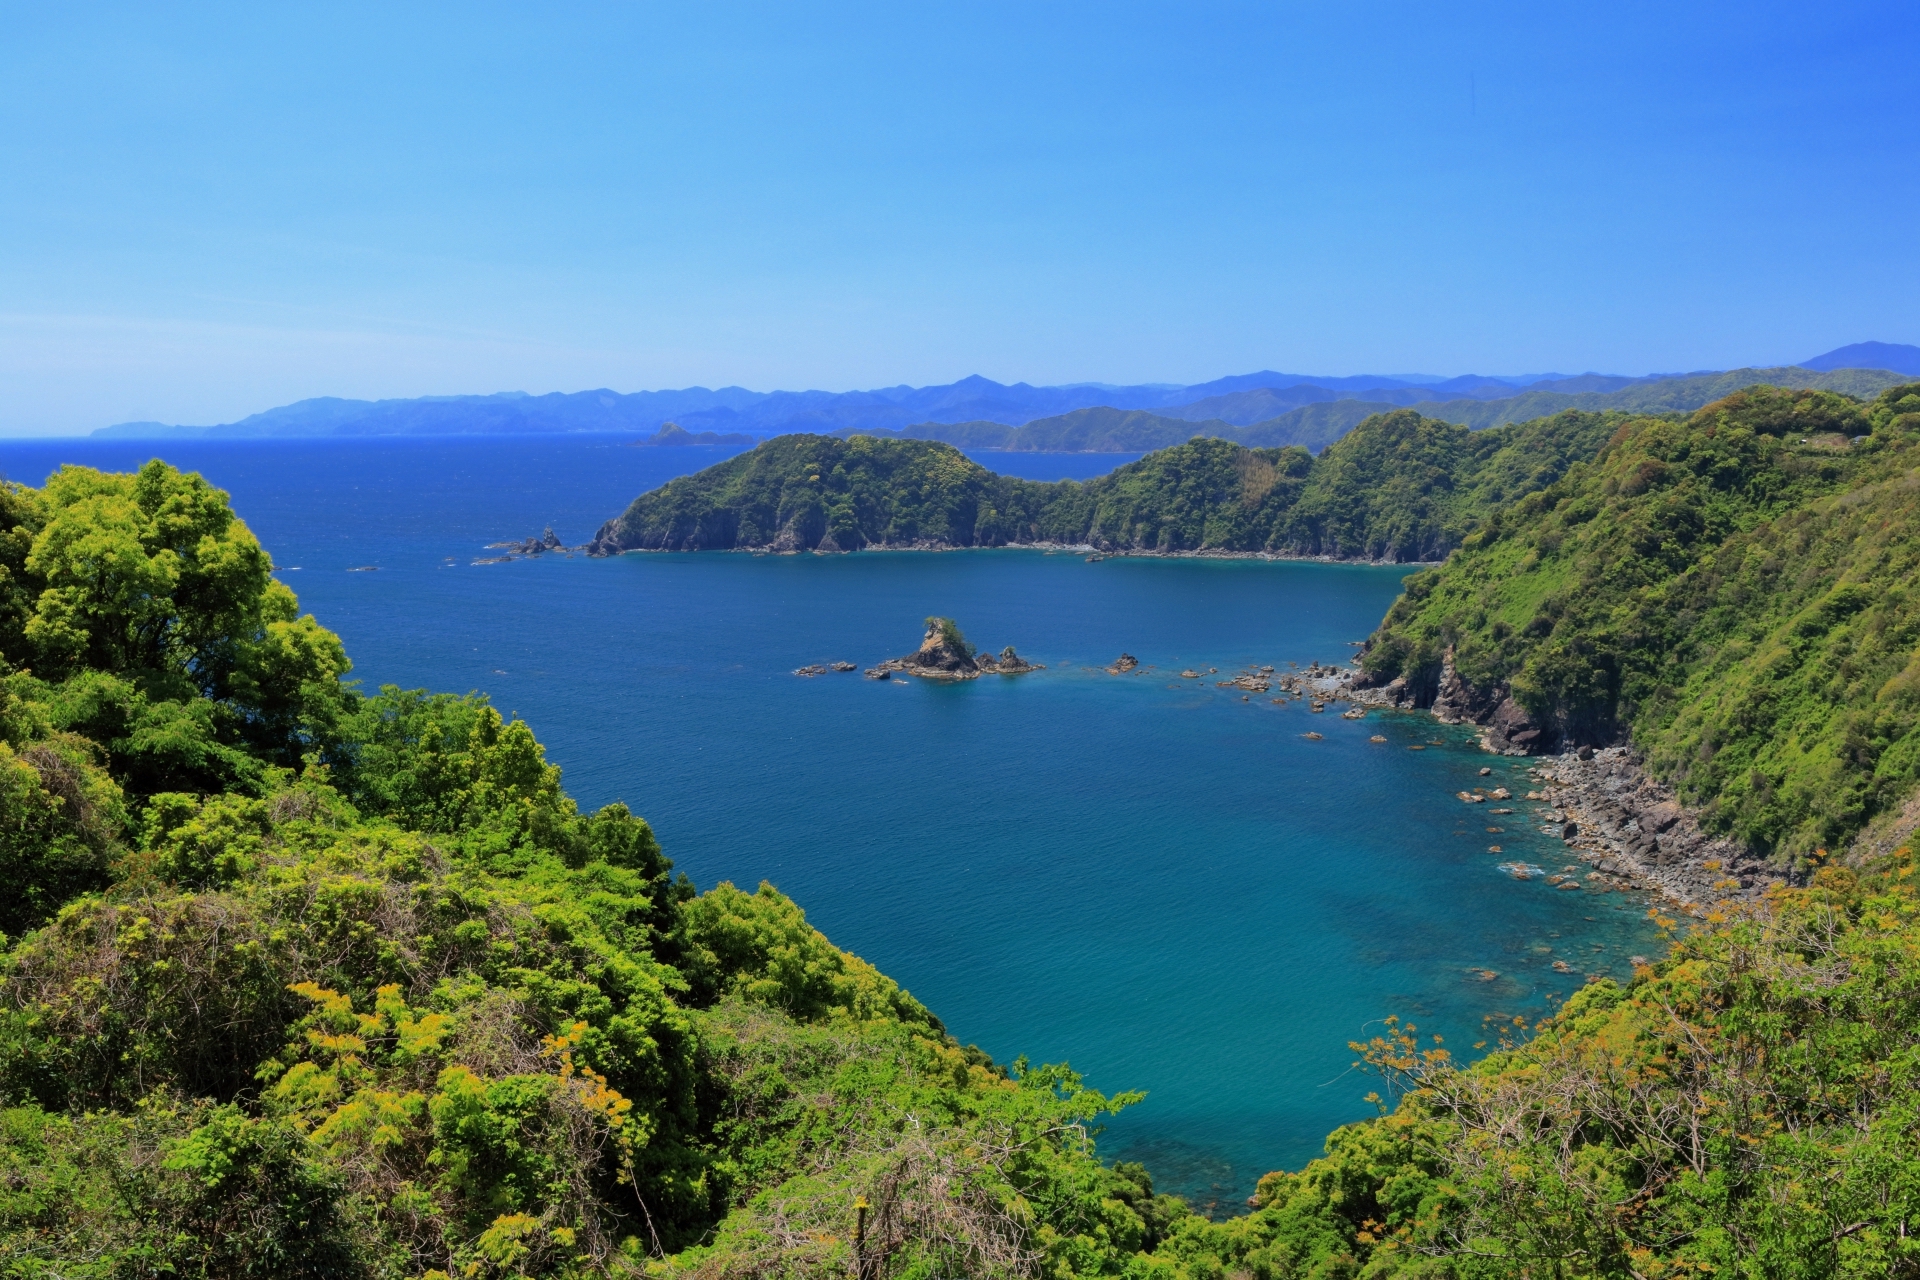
[1529,747,1789,907]
[1430,650,1500,725]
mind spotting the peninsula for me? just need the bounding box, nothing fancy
[586,406,1625,562]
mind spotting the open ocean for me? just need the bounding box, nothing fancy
[0,434,1659,1211]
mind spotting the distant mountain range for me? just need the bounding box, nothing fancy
[92,342,1920,450]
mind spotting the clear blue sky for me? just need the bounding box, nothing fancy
[1,1,1915,433]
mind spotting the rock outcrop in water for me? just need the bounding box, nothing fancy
[977,645,1041,674]
[868,620,1040,681]
[488,527,567,556]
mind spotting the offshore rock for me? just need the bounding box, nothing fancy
[487,526,568,557]
[880,621,983,680]
[977,645,1042,674]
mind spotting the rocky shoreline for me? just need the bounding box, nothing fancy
[1519,748,1782,908]
[1336,665,1788,909]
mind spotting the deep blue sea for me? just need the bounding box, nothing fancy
[0,434,1658,1211]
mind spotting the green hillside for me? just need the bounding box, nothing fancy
[833,369,1913,458]
[9,435,1920,1275]
[0,460,1177,1276]
[846,400,1404,455]
[1409,365,1912,430]
[590,408,1625,561]
[1362,382,1920,859]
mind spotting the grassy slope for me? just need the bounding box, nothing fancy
[1364,383,1920,858]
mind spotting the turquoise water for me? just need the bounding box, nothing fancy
[0,435,1658,1211]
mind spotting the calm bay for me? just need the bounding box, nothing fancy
[0,434,1659,1209]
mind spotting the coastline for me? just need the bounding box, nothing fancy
[1334,668,1787,911]
[591,538,1436,568]
[588,528,1765,910]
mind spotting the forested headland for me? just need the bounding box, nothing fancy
[6,378,1920,1276]
[1359,383,1920,862]
[586,408,1626,562]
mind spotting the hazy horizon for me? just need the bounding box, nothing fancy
[3,2,1915,434]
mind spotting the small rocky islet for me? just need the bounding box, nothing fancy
[473,526,570,565]
[790,618,1044,681]
[789,623,1738,916]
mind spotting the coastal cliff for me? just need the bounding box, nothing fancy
[1354,381,1920,889]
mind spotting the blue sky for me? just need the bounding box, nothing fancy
[1,2,1915,433]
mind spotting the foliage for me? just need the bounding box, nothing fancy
[592,409,1623,562]
[0,459,1184,1278]
[1364,383,1920,856]
[1408,365,1913,431]
[11,452,1920,1278]
[0,732,125,936]
[0,460,352,805]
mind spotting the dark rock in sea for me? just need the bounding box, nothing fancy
[977,645,1042,675]
[1431,651,1500,725]
[830,661,857,672]
[884,619,984,680]
[1107,653,1140,674]
[487,527,567,557]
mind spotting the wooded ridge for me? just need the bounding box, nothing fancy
[587,407,1627,563]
